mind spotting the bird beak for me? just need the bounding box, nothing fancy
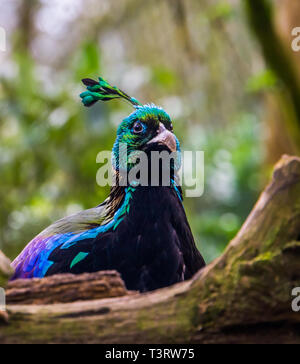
[147,123,177,153]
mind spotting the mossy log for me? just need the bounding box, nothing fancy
[1,155,300,344]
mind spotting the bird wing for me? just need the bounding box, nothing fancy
[11,202,112,279]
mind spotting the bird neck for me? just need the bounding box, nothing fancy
[106,180,182,227]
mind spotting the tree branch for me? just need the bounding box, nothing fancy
[6,271,132,305]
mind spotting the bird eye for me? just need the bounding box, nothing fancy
[132,121,144,134]
[169,123,174,131]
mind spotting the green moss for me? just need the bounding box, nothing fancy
[253,251,277,262]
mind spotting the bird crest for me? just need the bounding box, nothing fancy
[80,77,143,108]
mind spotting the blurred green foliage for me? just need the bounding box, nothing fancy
[185,113,263,261]
[246,69,278,93]
[0,0,266,263]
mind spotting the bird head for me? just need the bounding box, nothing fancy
[80,77,181,184]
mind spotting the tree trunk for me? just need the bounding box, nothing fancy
[245,0,300,163]
[1,155,300,344]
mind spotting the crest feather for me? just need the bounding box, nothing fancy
[80,77,142,108]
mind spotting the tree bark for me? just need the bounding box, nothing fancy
[0,251,13,324]
[6,271,132,305]
[1,155,300,344]
[0,251,13,288]
[245,0,300,163]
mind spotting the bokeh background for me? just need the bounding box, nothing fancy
[1,0,300,263]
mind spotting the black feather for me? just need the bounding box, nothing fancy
[46,186,205,292]
[82,78,99,87]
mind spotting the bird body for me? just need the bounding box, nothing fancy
[11,77,205,291]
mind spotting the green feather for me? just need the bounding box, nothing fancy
[80,77,142,108]
[70,252,89,269]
